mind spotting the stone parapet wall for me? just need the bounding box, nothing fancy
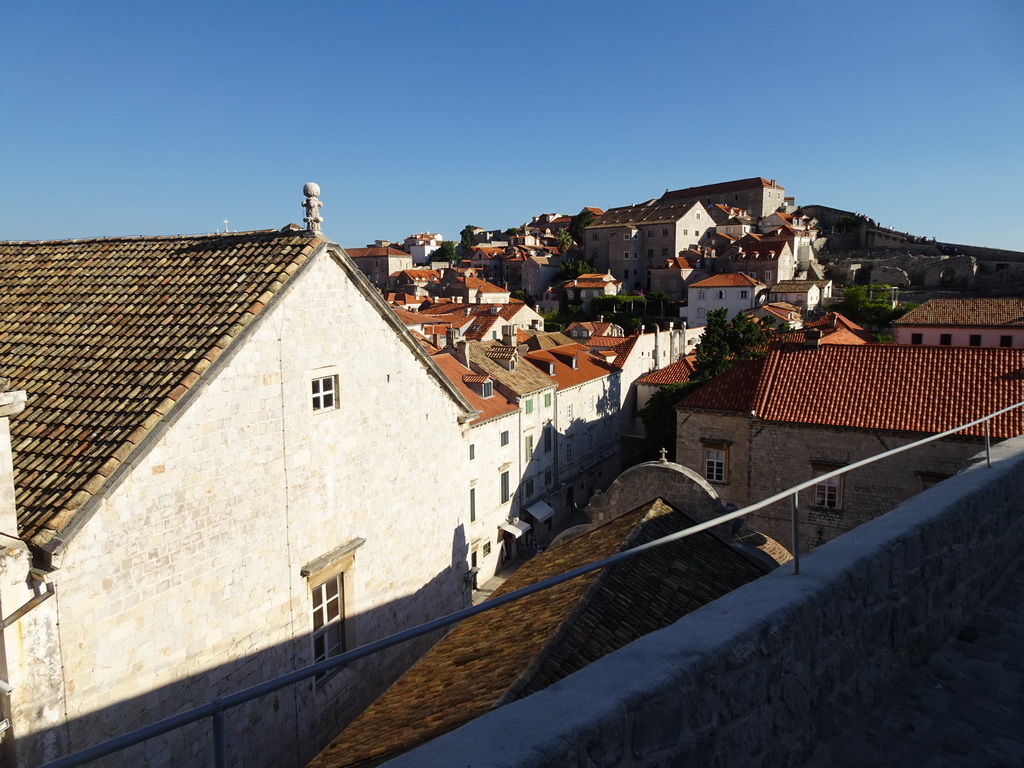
[383,436,1024,767]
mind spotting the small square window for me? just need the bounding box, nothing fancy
[662,228,669,236]
[911,333,923,345]
[623,251,630,259]
[623,233,630,241]
[812,464,843,508]
[717,290,726,300]
[698,289,706,300]
[969,335,981,347]
[740,290,749,299]
[940,334,952,346]
[1000,335,1012,348]
[591,233,598,241]
[661,247,668,256]
[311,375,338,412]
[500,431,509,446]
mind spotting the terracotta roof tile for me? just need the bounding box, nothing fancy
[679,345,1024,438]
[660,177,782,201]
[523,344,618,389]
[892,298,1024,327]
[637,356,697,385]
[0,229,323,544]
[307,499,768,768]
[690,273,763,288]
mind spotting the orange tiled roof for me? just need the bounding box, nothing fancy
[690,273,762,288]
[637,356,697,385]
[661,177,783,201]
[0,229,324,545]
[345,246,409,259]
[892,298,1024,328]
[523,343,618,388]
[678,345,1024,438]
[431,352,514,424]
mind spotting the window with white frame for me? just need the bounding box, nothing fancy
[311,574,344,667]
[698,289,706,300]
[717,290,726,299]
[311,375,338,412]
[698,308,706,319]
[302,538,363,684]
[703,443,727,482]
[740,290,749,299]
[481,380,493,398]
[812,464,843,508]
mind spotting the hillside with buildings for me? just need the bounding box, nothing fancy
[1,180,1022,767]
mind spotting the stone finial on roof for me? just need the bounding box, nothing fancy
[302,182,323,232]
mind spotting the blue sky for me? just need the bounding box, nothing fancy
[3,1,1022,250]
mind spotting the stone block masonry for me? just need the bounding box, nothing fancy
[381,436,1024,767]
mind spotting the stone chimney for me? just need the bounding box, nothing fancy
[502,324,516,347]
[446,326,462,349]
[805,329,822,349]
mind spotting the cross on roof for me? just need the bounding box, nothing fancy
[659,447,668,462]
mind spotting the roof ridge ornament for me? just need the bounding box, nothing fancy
[302,182,323,232]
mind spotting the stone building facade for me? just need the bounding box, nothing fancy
[0,228,476,767]
[674,344,1024,552]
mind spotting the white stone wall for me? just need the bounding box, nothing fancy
[686,282,764,326]
[13,249,470,767]
[465,411,519,584]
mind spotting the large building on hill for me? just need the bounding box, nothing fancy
[583,199,709,289]
[0,193,479,767]
[661,177,786,219]
[675,343,1024,551]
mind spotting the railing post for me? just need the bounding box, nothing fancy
[212,707,227,768]
[791,491,800,575]
[985,419,992,468]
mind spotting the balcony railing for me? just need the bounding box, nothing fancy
[39,399,1024,768]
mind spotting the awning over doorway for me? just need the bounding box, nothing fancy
[526,500,555,523]
[499,520,531,537]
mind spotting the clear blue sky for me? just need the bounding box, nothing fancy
[3,1,1022,250]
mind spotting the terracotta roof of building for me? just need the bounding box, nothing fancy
[589,199,705,228]
[307,498,769,768]
[652,255,700,270]
[636,356,698,385]
[0,229,324,545]
[678,345,1024,438]
[803,312,876,343]
[431,352,511,425]
[345,246,409,259]
[690,273,763,288]
[892,298,1024,328]
[523,331,574,351]
[661,177,783,201]
[467,340,554,396]
[770,280,818,294]
[523,343,618,389]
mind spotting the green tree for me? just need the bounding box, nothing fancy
[556,258,596,282]
[434,241,458,262]
[556,229,574,253]
[507,227,523,237]
[460,225,477,252]
[637,380,704,462]
[568,209,597,245]
[692,309,774,381]
[836,284,915,329]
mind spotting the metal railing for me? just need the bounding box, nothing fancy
[39,400,1024,768]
